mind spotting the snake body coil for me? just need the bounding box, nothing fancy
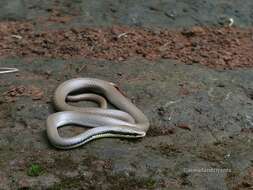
[46,78,149,149]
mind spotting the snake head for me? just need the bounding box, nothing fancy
[109,82,128,97]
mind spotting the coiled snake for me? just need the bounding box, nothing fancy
[46,78,149,149]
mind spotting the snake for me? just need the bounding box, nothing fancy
[0,67,19,74]
[46,78,150,149]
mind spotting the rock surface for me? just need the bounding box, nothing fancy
[0,0,253,189]
[0,58,253,189]
[1,0,253,28]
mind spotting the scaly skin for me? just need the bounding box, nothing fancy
[46,78,149,149]
[0,67,19,74]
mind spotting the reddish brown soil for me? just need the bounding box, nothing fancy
[1,22,253,68]
[2,85,44,102]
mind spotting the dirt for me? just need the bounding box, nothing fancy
[0,0,253,190]
[1,22,253,69]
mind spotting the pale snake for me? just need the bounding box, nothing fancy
[46,78,149,149]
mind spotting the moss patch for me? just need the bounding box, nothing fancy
[27,164,44,177]
[47,177,83,190]
[48,173,157,190]
[53,156,78,171]
[147,143,183,157]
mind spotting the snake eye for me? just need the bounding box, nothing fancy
[111,84,128,97]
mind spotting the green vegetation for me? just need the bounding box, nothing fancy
[27,164,44,177]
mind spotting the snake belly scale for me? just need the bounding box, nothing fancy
[46,78,150,149]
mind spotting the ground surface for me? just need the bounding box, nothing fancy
[0,1,253,190]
